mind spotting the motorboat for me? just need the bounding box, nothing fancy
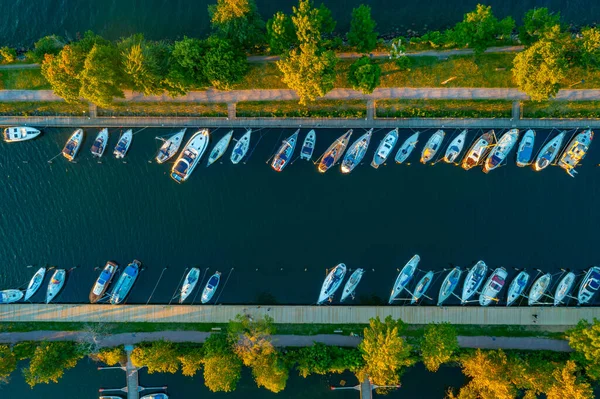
[461,130,495,170]
[113,129,133,159]
[0,290,23,304]
[506,271,530,306]
[395,132,419,164]
[420,130,445,164]
[100,396,123,399]
[371,128,398,168]
[46,269,66,304]
[443,129,467,163]
[207,130,233,166]
[437,267,462,306]
[271,130,298,172]
[110,260,141,305]
[89,261,119,303]
[231,129,252,164]
[578,266,600,305]
[340,268,365,302]
[318,130,352,173]
[24,267,46,301]
[180,267,200,303]
[300,130,316,160]
[516,129,535,167]
[91,128,109,157]
[528,273,552,305]
[533,131,565,171]
[389,255,420,304]
[411,271,434,304]
[341,129,372,173]
[557,129,593,177]
[317,264,347,304]
[201,272,221,304]
[479,267,507,306]
[3,126,41,142]
[140,394,169,399]
[62,129,84,162]
[461,261,487,304]
[170,129,210,183]
[483,129,519,173]
[554,272,576,306]
[156,128,186,164]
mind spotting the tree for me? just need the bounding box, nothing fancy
[208,0,264,49]
[203,36,247,90]
[567,318,600,380]
[348,5,378,53]
[451,4,515,54]
[291,0,335,45]
[94,346,125,366]
[79,44,125,107]
[519,8,561,46]
[169,36,209,89]
[420,323,459,372]
[131,341,180,374]
[290,343,363,377]
[456,349,516,399]
[203,333,242,392]
[119,35,171,95]
[177,344,204,377]
[0,47,17,63]
[580,27,600,67]
[0,345,16,383]
[23,342,85,387]
[348,56,380,94]
[546,361,593,399]
[26,35,65,63]
[267,12,296,55]
[41,47,84,103]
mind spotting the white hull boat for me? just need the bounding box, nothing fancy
[533,131,565,171]
[437,267,462,306]
[207,130,233,166]
[479,267,507,306]
[516,129,535,167]
[461,261,487,304]
[113,129,133,159]
[3,126,41,142]
[62,129,84,162]
[110,261,141,305]
[371,129,398,168]
[528,273,552,305]
[340,268,365,302]
[483,129,519,173]
[156,129,186,164]
[91,129,109,157]
[89,261,118,303]
[171,129,210,183]
[140,394,169,399]
[318,130,352,173]
[231,129,252,164]
[341,129,372,174]
[201,272,221,304]
[0,289,23,304]
[46,269,66,304]
[271,130,298,172]
[554,272,576,306]
[578,266,600,305]
[557,129,593,177]
[180,267,201,303]
[443,130,467,163]
[420,130,445,163]
[389,255,420,304]
[411,271,434,304]
[318,263,347,304]
[462,130,494,170]
[24,267,46,301]
[506,271,530,306]
[300,130,316,160]
[395,132,419,164]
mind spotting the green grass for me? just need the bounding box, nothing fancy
[376,99,513,118]
[236,99,367,118]
[0,101,88,116]
[97,102,228,117]
[0,68,50,90]
[522,100,600,118]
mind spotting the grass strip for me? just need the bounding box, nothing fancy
[522,100,600,118]
[97,102,228,117]
[236,99,367,118]
[376,99,513,118]
[0,68,50,90]
[0,101,88,116]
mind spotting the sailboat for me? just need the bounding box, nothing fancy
[553,272,576,306]
[389,255,420,304]
[443,130,467,163]
[91,128,109,157]
[46,269,66,304]
[62,129,84,162]
[201,272,221,304]
[156,128,186,164]
[437,267,462,306]
[180,268,201,303]
[317,263,347,304]
[516,130,536,167]
[170,129,210,183]
[207,130,233,166]
[231,129,252,164]
[528,273,552,305]
[24,267,46,301]
[410,271,434,304]
[271,130,298,172]
[371,129,398,168]
[506,271,530,306]
[532,131,565,171]
[461,130,495,170]
[395,132,419,164]
[461,261,487,304]
[420,130,445,163]
[557,129,593,177]
[317,130,352,173]
[578,266,600,305]
[341,129,372,174]
[113,129,133,159]
[300,130,316,160]
[483,129,519,173]
[479,267,507,306]
[340,268,365,302]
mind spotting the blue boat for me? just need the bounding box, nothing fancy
[271,130,298,172]
[110,260,141,305]
[516,129,535,167]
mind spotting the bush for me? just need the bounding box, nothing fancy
[0,47,17,63]
[348,56,381,94]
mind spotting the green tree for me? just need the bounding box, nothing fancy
[519,7,561,46]
[26,35,65,63]
[546,360,593,399]
[420,323,459,372]
[567,318,600,380]
[348,4,378,53]
[291,343,363,377]
[119,34,171,95]
[202,36,247,90]
[23,342,86,387]
[451,4,515,54]
[168,36,209,90]
[0,46,17,63]
[348,56,380,94]
[178,344,204,377]
[208,0,264,49]
[580,27,600,67]
[0,345,17,383]
[41,46,85,103]
[94,346,125,366]
[267,12,296,54]
[203,333,242,392]
[131,340,180,374]
[291,0,335,45]
[79,44,125,107]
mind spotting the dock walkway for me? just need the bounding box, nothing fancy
[124,345,139,399]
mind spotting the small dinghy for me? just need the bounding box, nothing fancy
[411,271,434,304]
[554,272,576,306]
[180,267,201,303]
[231,129,252,164]
[140,394,169,399]
[533,131,566,171]
[62,129,84,162]
[207,130,233,166]
[3,126,41,142]
[528,273,552,305]
[46,269,66,304]
[318,130,352,173]
[341,129,372,174]
[516,129,536,167]
[479,267,507,306]
[437,267,462,306]
[557,129,593,177]
[420,130,445,164]
[89,261,119,303]
[506,271,530,306]
[389,255,420,304]
[371,128,398,168]
[201,272,221,304]
[395,132,419,164]
[578,266,600,305]
[156,128,186,164]
[271,130,298,172]
[340,268,365,302]
[91,128,109,157]
[171,129,210,183]
[443,130,467,163]
[0,289,23,304]
[483,129,519,173]
[110,260,141,305]
[300,130,316,160]
[24,267,46,301]
[461,261,487,304]
[462,130,495,170]
[318,263,347,304]
[113,129,133,159]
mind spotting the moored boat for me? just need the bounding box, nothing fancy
[110,260,141,305]
[89,261,119,303]
[578,266,600,305]
[140,394,169,399]
[231,129,252,164]
[516,129,536,167]
[170,129,210,183]
[3,126,41,142]
[506,271,530,306]
[207,130,233,166]
[156,128,186,164]
[528,273,552,305]
[318,263,347,304]
[271,130,298,172]
[443,130,467,164]
[533,131,566,171]
[317,130,352,173]
[201,272,221,304]
[46,269,66,304]
[437,267,462,306]
[300,130,316,160]
[483,129,519,173]
[100,396,123,399]
[395,132,419,164]
[180,267,201,303]
[420,130,445,164]
[24,267,46,301]
[389,255,420,304]
[91,128,109,157]
[341,129,372,174]
[461,261,487,304]
[0,289,23,304]
[62,129,84,162]
[554,272,576,306]
[340,268,365,302]
[461,130,495,170]
[557,129,593,177]
[479,267,507,306]
[371,128,398,168]
[411,271,434,304]
[113,129,133,159]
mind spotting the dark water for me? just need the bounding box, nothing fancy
[1,0,599,47]
[0,127,598,306]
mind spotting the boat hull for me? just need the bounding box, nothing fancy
[371,129,398,168]
[420,130,445,163]
[318,263,347,304]
[0,289,24,304]
[300,130,316,160]
[479,267,507,306]
[516,130,535,167]
[341,130,372,174]
[156,129,186,164]
[437,267,462,306]
[201,272,221,304]
[554,272,575,306]
[110,261,141,305]
[46,269,66,304]
[528,274,552,305]
[533,132,565,171]
[340,268,365,302]
[443,130,467,163]
[91,129,109,157]
[180,267,201,303]
[271,131,298,172]
[24,267,46,301]
[389,255,420,303]
[506,271,529,306]
[578,266,600,305]
[462,131,494,170]
[483,129,519,173]
[113,130,133,159]
[411,271,434,304]
[62,129,84,162]
[207,130,233,166]
[3,126,41,142]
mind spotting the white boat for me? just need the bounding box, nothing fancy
[554,272,576,306]
[24,267,46,301]
[394,132,419,164]
[516,129,535,167]
[461,261,488,304]
[62,129,84,162]
[371,129,398,168]
[3,126,41,142]
[91,128,109,157]
[207,130,233,166]
[389,255,420,304]
[533,131,566,171]
[100,396,123,399]
[300,130,316,160]
[462,130,494,170]
[180,267,201,303]
[506,271,530,306]
[479,267,507,306]
[318,130,352,173]
[443,130,467,163]
[341,129,372,174]
[271,130,298,172]
[156,129,186,164]
[578,266,600,305]
[420,130,445,163]
[557,129,593,177]
[201,272,221,304]
[140,394,168,399]
[113,129,133,159]
[483,129,519,173]
[528,273,552,305]
[318,263,347,304]
[170,129,210,183]
[340,268,365,302]
[437,267,462,306]
[231,129,252,164]
[0,289,23,304]
[89,261,119,303]
[46,269,66,304]
[411,271,434,304]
